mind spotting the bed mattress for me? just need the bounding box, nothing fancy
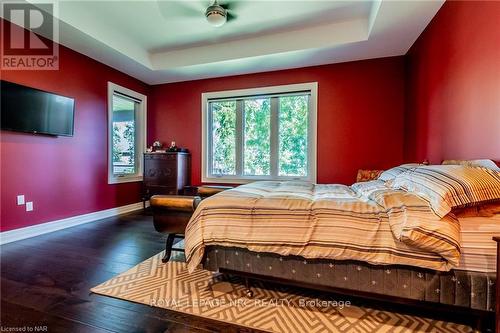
[458,214,500,272]
[185,181,462,272]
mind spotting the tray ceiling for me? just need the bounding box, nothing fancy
[6,0,444,84]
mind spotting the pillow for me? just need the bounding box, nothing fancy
[351,180,387,202]
[389,165,500,218]
[442,159,500,171]
[356,169,384,182]
[377,164,420,182]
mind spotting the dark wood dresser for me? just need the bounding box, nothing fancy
[143,152,190,202]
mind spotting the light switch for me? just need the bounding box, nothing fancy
[17,195,25,205]
[26,201,33,212]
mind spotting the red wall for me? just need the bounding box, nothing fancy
[4,3,497,233]
[0,23,150,231]
[149,57,406,185]
[405,1,500,163]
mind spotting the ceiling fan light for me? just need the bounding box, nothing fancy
[205,5,227,27]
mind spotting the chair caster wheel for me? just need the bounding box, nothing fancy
[245,289,253,298]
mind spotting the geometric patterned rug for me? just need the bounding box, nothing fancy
[91,252,473,333]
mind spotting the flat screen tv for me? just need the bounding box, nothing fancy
[1,80,75,136]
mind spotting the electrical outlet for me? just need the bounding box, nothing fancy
[26,201,34,212]
[17,195,25,205]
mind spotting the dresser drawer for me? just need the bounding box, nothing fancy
[145,154,177,161]
[144,165,177,184]
[143,152,190,198]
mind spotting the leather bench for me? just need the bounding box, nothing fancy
[197,185,234,198]
[150,185,234,262]
[150,195,201,262]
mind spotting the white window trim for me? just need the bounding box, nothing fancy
[201,82,318,184]
[107,82,147,184]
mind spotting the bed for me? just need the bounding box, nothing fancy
[184,164,500,330]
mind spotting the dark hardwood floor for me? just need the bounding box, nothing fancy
[0,212,259,333]
[0,212,488,332]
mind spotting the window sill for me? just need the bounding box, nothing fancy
[202,176,315,184]
[108,175,143,184]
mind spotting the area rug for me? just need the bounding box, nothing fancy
[91,252,472,333]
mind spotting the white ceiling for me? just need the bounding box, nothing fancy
[13,0,444,84]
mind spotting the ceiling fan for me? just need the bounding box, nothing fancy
[205,0,237,27]
[157,1,239,28]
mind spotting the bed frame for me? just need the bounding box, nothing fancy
[201,239,500,332]
[153,164,500,331]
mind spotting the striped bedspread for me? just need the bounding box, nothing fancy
[185,181,461,273]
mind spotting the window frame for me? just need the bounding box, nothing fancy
[201,82,318,184]
[107,82,147,184]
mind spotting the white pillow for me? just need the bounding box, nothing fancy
[389,165,500,218]
[442,159,500,171]
[378,164,421,182]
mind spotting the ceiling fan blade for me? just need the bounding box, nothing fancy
[219,1,241,11]
[157,0,203,19]
[226,11,237,22]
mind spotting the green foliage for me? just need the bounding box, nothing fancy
[210,95,308,178]
[212,101,236,175]
[112,124,121,163]
[123,122,135,164]
[279,96,308,176]
[111,95,137,174]
[244,98,270,175]
[112,121,135,174]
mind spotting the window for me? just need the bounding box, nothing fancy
[108,82,147,184]
[202,82,317,183]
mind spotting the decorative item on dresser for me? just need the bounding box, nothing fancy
[142,152,190,207]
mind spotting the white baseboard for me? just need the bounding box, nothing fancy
[0,201,149,245]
